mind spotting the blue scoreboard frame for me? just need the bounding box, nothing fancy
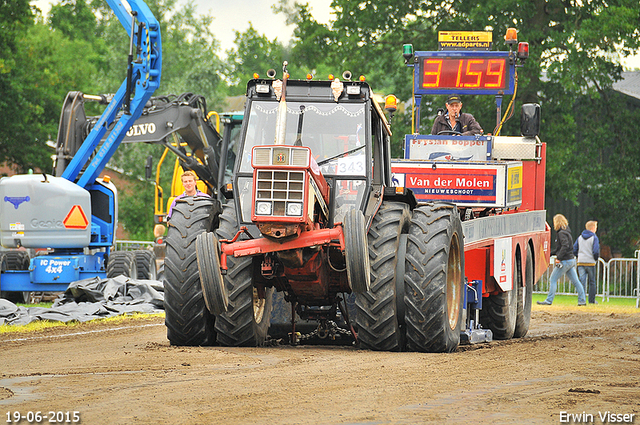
[412,50,516,96]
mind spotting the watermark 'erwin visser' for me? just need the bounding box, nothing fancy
[560,411,635,423]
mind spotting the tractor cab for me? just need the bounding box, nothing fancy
[231,71,394,233]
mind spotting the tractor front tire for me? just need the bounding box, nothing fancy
[355,202,411,351]
[164,197,217,346]
[196,232,228,315]
[214,202,273,346]
[344,208,370,294]
[404,203,465,353]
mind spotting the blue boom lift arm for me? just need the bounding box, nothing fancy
[61,0,162,188]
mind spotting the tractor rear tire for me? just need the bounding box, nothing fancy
[404,203,465,353]
[106,251,138,278]
[344,208,370,294]
[480,261,518,340]
[514,248,534,338]
[355,202,411,351]
[196,232,228,315]
[0,251,31,304]
[133,250,157,280]
[214,202,273,346]
[164,197,217,346]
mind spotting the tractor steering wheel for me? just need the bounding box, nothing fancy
[437,130,463,136]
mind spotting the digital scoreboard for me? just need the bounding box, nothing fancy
[413,51,515,96]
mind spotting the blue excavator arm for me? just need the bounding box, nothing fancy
[61,0,162,188]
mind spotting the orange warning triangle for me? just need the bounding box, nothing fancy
[63,205,89,229]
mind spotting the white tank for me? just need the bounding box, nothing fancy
[0,174,91,248]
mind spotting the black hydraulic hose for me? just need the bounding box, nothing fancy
[123,12,137,115]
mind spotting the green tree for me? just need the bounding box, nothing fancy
[49,0,97,41]
[273,1,335,79]
[224,24,288,95]
[0,1,52,171]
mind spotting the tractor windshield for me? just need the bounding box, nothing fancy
[240,100,367,176]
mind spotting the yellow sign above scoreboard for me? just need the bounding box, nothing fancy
[438,31,493,51]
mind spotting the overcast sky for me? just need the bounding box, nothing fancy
[30,0,640,68]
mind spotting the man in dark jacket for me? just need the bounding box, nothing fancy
[574,220,600,304]
[431,95,483,136]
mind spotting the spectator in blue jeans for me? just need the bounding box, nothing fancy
[574,220,600,304]
[538,214,586,306]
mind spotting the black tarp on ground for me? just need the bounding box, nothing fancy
[0,275,164,325]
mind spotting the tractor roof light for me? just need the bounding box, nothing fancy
[306,73,313,80]
[253,72,260,79]
[402,44,414,63]
[517,42,529,61]
[359,75,366,82]
[328,74,335,81]
[505,28,518,46]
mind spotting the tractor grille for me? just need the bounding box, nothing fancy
[255,170,305,216]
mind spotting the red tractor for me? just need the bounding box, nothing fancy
[163,67,466,351]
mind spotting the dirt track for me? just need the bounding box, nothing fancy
[1,309,639,425]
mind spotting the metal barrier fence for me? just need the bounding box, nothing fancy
[534,252,640,307]
[114,240,155,251]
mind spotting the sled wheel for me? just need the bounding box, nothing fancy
[214,202,273,346]
[164,197,217,346]
[196,232,228,315]
[343,208,370,294]
[480,257,518,340]
[404,203,465,353]
[355,202,411,351]
[514,247,534,338]
[133,250,157,280]
[106,251,138,278]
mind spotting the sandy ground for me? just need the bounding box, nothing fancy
[1,308,639,425]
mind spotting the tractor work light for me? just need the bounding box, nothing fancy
[346,85,361,95]
[256,84,270,94]
[286,202,303,216]
[256,201,272,215]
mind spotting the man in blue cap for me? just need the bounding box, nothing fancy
[431,95,483,135]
